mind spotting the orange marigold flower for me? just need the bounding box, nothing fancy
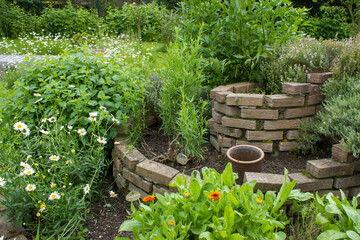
[169,220,175,226]
[142,195,156,202]
[184,191,190,197]
[208,190,221,202]
[256,198,263,204]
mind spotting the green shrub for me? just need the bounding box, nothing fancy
[105,2,176,42]
[332,36,360,78]
[0,47,148,144]
[40,3,102,37]
[119,165,313,239]
[179,0,307,88]
[0,0,40,38]
[0,115,112,237]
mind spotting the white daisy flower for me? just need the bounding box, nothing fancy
[20,162,31,168]
[66,160,72,164]
[67,125,73,130]
[89,112,98,117]
[60,126,64,130]
[88,116,96,122]
[48,116,56,123]
[22,127,30,136]
[97,137,107,145]
[22,167,35,176]
[25,184,36,191]
[39,203,46,212]
[34,98,43,104]
[112,117,119,124]
[114,141,120,145]
[100,106,107,111]
[84,184,90,194]
[77,128,87,136]
[41,118,47,122]
[13,121,27,131]
[69,85,75,88]
[50,183,56,188]
[48,191,61,200]
[49,155,59,161]
[39,129,50,135]
[33,93,41,97]
[26,155,31,160]
[109,191,117,198]
[0,177,6,187]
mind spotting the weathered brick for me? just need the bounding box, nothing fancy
[265,94,305,107]
[213,123,242,138]
[222,116,257,130]
[288,172,333,192]
[226,93,264,106]
[214,101,240,117]
[264,119,301,130]
[128,183,149,198]
[210,135,220,151]
[215,91,233,103]
[332,144,356,163]
[241,109,279,120]
[284,106,316,119]
[217,134,235,148]
[115,173,128,190]
[286,130,300,140]
[208,118,215,130]
[169,173,191,192]
[136,160,179,186]
[153,185,169,195]
[317,189,349,198]
[315,105,323,113]
[123,149,147,171]
[123,168,153,193]
[210,85,233,98]
[279,141,299,151]
[306,94,325,105]
[113,155,123,177]
[282,82,311,95]
[244,172,289,192]
[349,186,360,198]
[115,144,127,160]
[307,72,332,84]
[113,163,119,179]
[236,141,273,153]
[309,84,322,94]
[353,160,360,171]
[333,174,360,189]
[246,131,283,141]
[212,109,224,123]
[227,82,258,93]
[306,159,354,178]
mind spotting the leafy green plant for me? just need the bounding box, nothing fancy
[315,191,360,239]
[119,165,313,239]
[0,46,148,144]
[0,113,113,238]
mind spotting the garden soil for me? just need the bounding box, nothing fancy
[84,124,331,240]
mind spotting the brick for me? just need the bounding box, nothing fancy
[0,214,25,239]
[226,93,264,106]
[309,84,322,94]
[246,131,283,141]
[227,82,258,93]
[153,185,169,196]
[208,118,215,129]
[136,160,179,186]
[265,94,305,107]
[353,161,360,171]
[222,116,256,130]
[307,72,332,84]
[279,141,299,151]
[241,109,279,120]
[214,101,240,117]
[288,172,333,192]
[333,174,360,189]
[210,85,233,98]
[236,141,273,153]
[284,106,316,119]
[115,123,131,135]
[210,135,220,151]
[306,159,354,178]
[113,163,119,179]
[215,91,233,103]
[213,123,242,138]
[315,105,323,113]
[217,135,235,148]
[169,173,191,192]
[123,149,147,171]
[212,109,224,123]
[128,183,149,198]
[349,186,360,198]
[113,156,123,177]
[115,173,128,190]
[282,82,311,95]
[317,189,349,198]
[123,168,153,193]
[244,172,289,192]
[306,94,325,105]
[286,130,300,140]
[115,144,127,160]
[332,144,356,163]
[221,147,230,155]
[264,119,300,130]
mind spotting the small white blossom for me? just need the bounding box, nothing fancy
[89,112,98,117]
[84,184,90,194]
[0,177,6,187]
[48,191,61,200]
[97,137,107,145]
[34,98,43,104]
[109,191,118,198]
[100,106,107,111]
[14,122,27,131]
[39,129,50,135]
[33,93,41,97]
[77,128,87,136]
[49,155,59,161]
[25,184,36,191]
[48,116,56,123]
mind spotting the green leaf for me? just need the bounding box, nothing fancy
[317,230,348,240]
[119,219,143,232]
[315,213,330,225]
[228,233,244,240]
[325,204,342,215]
[222,163,235,188]
[191,225,207,235]
[199,232,216,240]
[190,178,201,201]
[346,230,360,240]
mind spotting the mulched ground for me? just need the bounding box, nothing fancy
[84,123,331,240]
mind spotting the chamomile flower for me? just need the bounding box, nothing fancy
[48,191,61,200]
[66,160,72,164]
[20,162,31,168]
[34,98,43,103]
[97,137,107,145]
[50,183,56,188]
[109,191,117,198]
[48,116,56,123]
[84,184,90,194]
[69,84,75,88]
[13,121,27,131]
[0,177,6,187]
[114,141,120,145]
[39,129,50,135]
[89,112,98,117]
[21,167,35,176]
[22,127,30,136]
[39,203,46,212]
[25,184,36,191]
[33,93,41,97]
[49,155,59,161]
[100,106,107,111]
[26,155,31,160]
[67,125,73,130]
[88,116,96,122]
[77,128,87,136]
[41,118,47,122]
[112,117,119,124]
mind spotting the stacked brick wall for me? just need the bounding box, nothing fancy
[209,73,332,153]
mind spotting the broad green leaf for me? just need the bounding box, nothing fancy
[315,213,330,225]
[190,225,207,235]
[224,205,235,232]
[228,233,244,240]
[222,163,235,187]
[325,204,342,215]
[317,230,348,240]
[346,230,360,240]
[119,219,142,232]
[190,178,201,201]
[199,232,216,240]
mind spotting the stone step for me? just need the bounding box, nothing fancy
[243,172,289,192]
[306,158,354,178]
[288,172,333,192]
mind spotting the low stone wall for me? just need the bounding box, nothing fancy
[208,72,332,153]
